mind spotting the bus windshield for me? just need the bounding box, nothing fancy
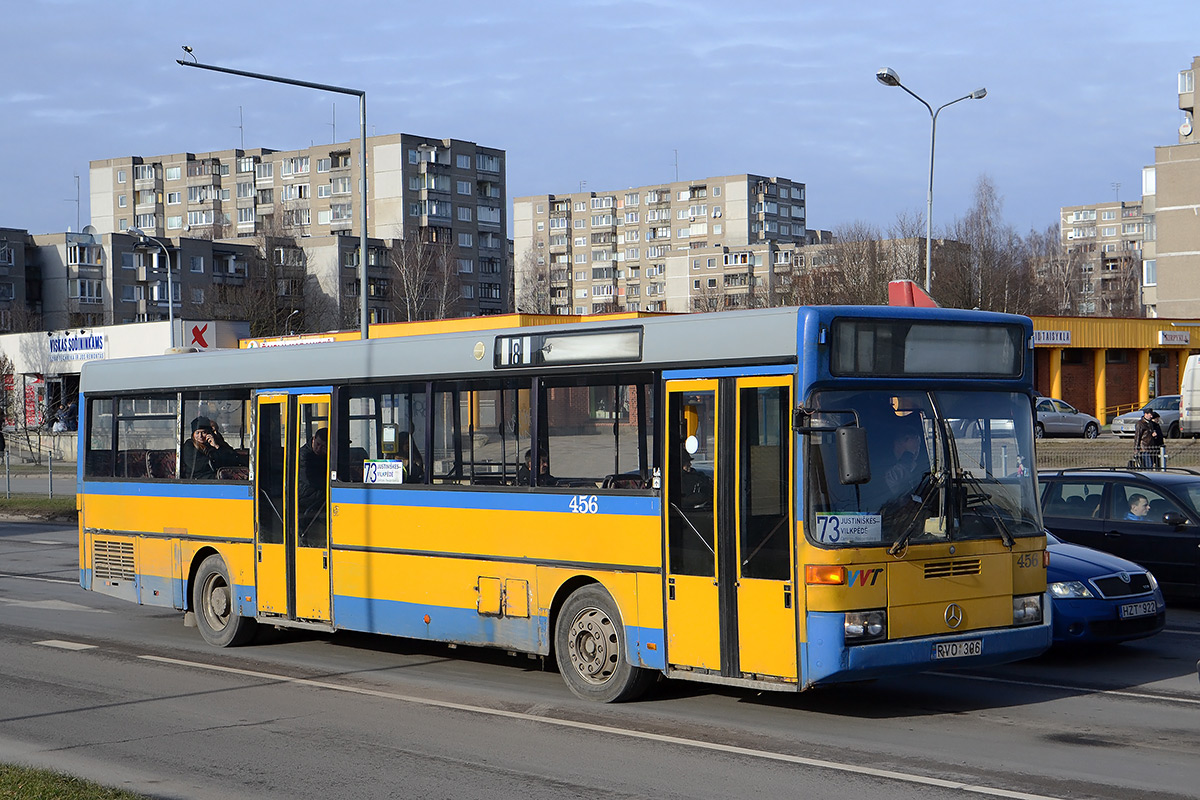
[808,390,1040,549]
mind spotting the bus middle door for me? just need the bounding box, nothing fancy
[254,392,332,624]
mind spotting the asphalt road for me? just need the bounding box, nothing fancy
[1,521,1199,800]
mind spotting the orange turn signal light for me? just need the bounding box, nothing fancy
[805,565,847,585]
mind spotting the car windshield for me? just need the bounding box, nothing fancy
[1145,396,1179,411]
[807,390,1041,550]
[1175,481,1200,516]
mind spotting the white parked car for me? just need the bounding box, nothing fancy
[1110,395,1182,439]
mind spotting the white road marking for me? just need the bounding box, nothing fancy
[36,640,97,651]
[27,540,66,545]
[142,655,1066,800]
[0,573,76,585]
[0,598,108,612]
[947,672,1200,706]
[1165,627,1200,637]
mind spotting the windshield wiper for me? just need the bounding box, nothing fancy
[959,471,1015,549]
[886,469,945,557]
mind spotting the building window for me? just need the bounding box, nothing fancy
[165,166,181,181]
[457,258,474,273]
[317,158,331,173]
[190,256,204,273]
[118,195,127,208]
[134,165,155,181]
[476,153,500,172]
[136,214,157,229]
[458,206,473,222]
[255,162,273,180]
[69,279,103,304]
[117,169,127,183]
[456,154,471,169]
[1143,259,1157,286]
[458,233,473,248]
[166,191,180,205]
[1181,70,1195,94]
[166,216,183,230]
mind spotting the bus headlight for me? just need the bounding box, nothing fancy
[845,610,886,643]
[1012,594,1043,625]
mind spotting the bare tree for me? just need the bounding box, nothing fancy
[389,235,463,321]
[514,248,551,313]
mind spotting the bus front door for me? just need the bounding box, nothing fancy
[664,377,797,682]
[254,393,332,624]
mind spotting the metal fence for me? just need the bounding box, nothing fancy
[1035,437,1200,472]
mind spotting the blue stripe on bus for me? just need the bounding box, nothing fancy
[333,593,666,669]
[663,365,796,379]
[330,486,662,516]
[82,481,253,500]
[254,385,334,396]
[801,611,1051,686]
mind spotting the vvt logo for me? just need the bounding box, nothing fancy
[848,568,883,587]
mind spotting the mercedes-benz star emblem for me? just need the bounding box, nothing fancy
[944,603,964,629]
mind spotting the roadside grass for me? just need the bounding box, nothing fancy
[0,495,77,521]
[0,764,149,799]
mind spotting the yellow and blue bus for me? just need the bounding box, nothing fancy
[77,306,1050,702]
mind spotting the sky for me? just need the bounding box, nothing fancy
[3,0,1199,239]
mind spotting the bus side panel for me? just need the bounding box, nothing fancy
[329,494,661,659]
[80,486,255,613]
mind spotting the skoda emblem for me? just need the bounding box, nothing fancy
[1118,571,1131,584]
[944,603,964,629]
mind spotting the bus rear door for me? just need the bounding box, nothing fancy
[664,376,797,683]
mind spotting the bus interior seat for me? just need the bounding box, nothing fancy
[149,449,177,479]
[602,473,646,489]
[216,466,249,481]
[86,451,113,477]
[118,449,150,478]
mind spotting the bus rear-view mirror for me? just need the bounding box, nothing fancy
[836,426,871,485]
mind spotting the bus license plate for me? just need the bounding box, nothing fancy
[1119,601,1158,619]
[933,640,982,660]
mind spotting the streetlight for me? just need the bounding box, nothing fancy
[177,49,371,340]
[285,309,299,336]
[876,67,986,294]
[126,227,176,348]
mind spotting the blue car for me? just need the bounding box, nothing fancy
[1046,532,1166,645]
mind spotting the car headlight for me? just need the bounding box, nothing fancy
[1013,593,1044,624]
[1146,572,1159,591]
[845,610,886,643]
[1049,581,1094,599]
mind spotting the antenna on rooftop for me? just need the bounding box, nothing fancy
[1112,182,1121,202]
[236,106,244,150]
[64,173,80,232]
[674,149,679,182]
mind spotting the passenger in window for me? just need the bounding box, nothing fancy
[679,452,713,508]
[182,416,240,479]
[1125,493,1150,521]
[298,428,328,515]
[397,432,423,483]
[517,449,557,487]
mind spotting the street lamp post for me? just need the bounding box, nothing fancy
[876,67,986,294]
[126,227,175,349]
[177,52,371,340]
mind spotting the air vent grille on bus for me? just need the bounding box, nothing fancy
[924,559,982,579]
[93,540,135,581]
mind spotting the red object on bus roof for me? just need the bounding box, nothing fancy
[888,280,940,308]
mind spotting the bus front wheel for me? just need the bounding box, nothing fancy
[193,554,257,647]
[554,585,654,703]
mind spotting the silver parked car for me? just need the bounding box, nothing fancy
[1111,395,1182,439]
[1035,397,1101,439]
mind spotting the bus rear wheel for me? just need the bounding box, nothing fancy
[555,585,653,703]
[193,554,257,647]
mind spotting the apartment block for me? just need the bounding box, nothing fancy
[0,227,36,332]
[513,175,806,314]
[89,133,509,318]
[1058,200,1145,316]
[1140,56,1200,318]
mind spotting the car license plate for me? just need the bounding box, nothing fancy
[933,639,982,660]
[1119,600,1158,619]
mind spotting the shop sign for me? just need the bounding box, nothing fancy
[1033,330,1071,346]
[48,332,106,362]
[1158,330,1191,346]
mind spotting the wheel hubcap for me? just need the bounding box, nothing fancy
[567,607,618,685]
[204,575,231,630]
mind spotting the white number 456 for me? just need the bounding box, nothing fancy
[569,495,599,514]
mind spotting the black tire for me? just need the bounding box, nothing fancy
[554,585,654,703]
[193,554,257,647]
[1034,423,1045,440]
[1169,423,1181,439]
[1084,423,1099,439]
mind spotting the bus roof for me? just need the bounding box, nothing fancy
[80,306,1032,395]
